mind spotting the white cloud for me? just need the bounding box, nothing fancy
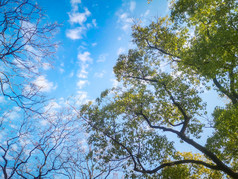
[13,58,39,74]
[128,42,136,49]
[77,73,87,79]
[144,10,150,17]
[0,96,6,103]
[21,22,37,41]
[69,71,74,78]
[76,91,87,100]
[77,63,88,79]
[130,1,136,12]
[97,53,108,63]
[122,24,130,31]
[111,78,119,88]
[120,13,131,23]
[8,107,21,121]
[66,27,86,40]
[94,71,105,78]
[77,51,92,63]
[118,36,122,41]
[33,76,54,92]
[92,19,97,27]
[77,80,88,89]
[92,42,97,46]
[75,91,89,105]
[86,23,92,28]
[2,107,21,122]
[70,0,82,12]
[76,51,92,89]
[67,2,96,41]
[117,47,126,55]
[117,13,133,31]
[42,101,65,124]
[59,68,64,74]
[44,101,61,112]
[71,0,81,4]
[40,120,48,126]
[68,8,91,25]
[42,63,51,70]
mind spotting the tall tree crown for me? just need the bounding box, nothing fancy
[81,0,238,178]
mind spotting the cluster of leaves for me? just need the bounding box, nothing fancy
[159,152,223,179]
[207,104,238,170]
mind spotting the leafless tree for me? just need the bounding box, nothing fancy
[0,104,119,179]
[0,1,118,178]
[62,143,122,179]
[0,0,59,113]
[0,105,78,179]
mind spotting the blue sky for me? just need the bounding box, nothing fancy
[35,0,169,103]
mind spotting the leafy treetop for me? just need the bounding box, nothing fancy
[80,0,238,178]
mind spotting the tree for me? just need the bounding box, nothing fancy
[0,1,118,178]
[0,105,79,178]
[64,143,122,179]
[80,0,238,178]
[0,0,58,113]
[0,101,118,179]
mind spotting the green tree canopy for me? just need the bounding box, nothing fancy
[80,0,238,178]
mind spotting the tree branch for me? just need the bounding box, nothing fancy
[137,111,238,178]
[134,159,220,174]
[213,77,237,104]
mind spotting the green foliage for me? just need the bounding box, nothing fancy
[206,104,238,168]
[81,0,238,178]
[159,152,224,179]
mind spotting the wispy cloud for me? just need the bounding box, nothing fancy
[117,12,133,31]
[59,68,64,74]
[5,107,21,121]
[144,10,150,17]
[97,53,108,63]
[94,71,105,78]
[33,75,55,93]
[110,78,119,88]
[130,1,136,12]
[77,51,92,63]
[117,47,125,55]
[92,42,97,47]
[44,101,61,112]
[116,1,136,32]
[77,63,88,79]
[75,90,89,105]
[70,0,81,12]
[92,19,97,27]
[77,80,88,89]
[0,96,6,103]
[66,26,86,40]
[76,51,92,89]
[42,63,51,70]
[66,1,97,93]
[69,71,74,78]
[71,0,81,3]
[68,8,91,25]
[66,2,97,40]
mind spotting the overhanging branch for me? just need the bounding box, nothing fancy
[134,159,220,174]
